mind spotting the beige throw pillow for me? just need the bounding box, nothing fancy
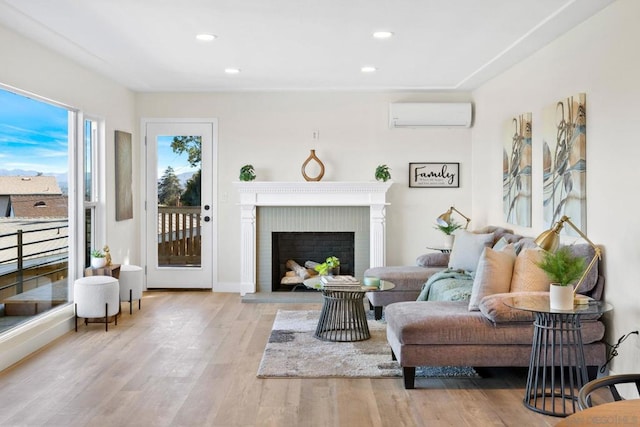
[509,248,550,292]
[468,244,516,311]
[448,230,495,272]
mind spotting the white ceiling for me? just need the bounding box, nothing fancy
[0,0,615,92]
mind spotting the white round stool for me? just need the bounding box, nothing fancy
[74,276,119,331]
[119,264,143,314]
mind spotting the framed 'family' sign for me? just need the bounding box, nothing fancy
[409,162,459,188]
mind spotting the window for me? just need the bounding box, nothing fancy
[83,117,103,268]
[0,86,74,334]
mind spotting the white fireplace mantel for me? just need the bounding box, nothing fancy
[234,181,393,294]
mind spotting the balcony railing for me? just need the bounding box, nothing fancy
[157,206,201,266]
[0,221,69,329]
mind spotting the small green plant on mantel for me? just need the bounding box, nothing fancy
[314,256,340,275]
[239,164,256,181]
[375,164,391,182]
[434,220,462,236]
[537,246,586,286]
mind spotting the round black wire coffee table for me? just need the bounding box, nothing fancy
[304,278,395,342]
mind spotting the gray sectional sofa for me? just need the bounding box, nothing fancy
[364,226,608,389]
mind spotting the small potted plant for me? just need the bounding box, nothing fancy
[90,249,107,269]
[314,256,340,276]
[239,164,256,181]
[537,246,586,310]
[375,164,391,182]
[434,220,462,249]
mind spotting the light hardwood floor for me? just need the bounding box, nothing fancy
[0,291,561,426]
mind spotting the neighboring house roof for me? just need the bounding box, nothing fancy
[9,195,68,218]
[0,176,62,195]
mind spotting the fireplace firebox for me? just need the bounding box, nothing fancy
[271,232,354,291]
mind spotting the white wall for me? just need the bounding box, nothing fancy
[0,24,137,371]
[472,0,640,374]
[136,92,473,290]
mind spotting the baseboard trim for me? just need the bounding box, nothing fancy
[0,304,74,372]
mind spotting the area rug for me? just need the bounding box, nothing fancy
[257,310,479,379]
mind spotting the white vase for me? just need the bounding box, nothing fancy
[549,283,574,310]
[91,257,107,269]
[443,235,454,249]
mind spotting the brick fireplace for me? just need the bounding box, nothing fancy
[234,181,392,295]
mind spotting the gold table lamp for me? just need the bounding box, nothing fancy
[534,215,601,294]
[436,206,471,229]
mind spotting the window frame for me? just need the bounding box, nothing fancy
[77,114,106,273]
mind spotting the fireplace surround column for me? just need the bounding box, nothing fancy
[234,181,392,295]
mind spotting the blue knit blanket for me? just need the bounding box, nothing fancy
[416,269,473,302]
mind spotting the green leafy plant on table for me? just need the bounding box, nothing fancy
[536,246,586,286]
[314,256,340,275]
[433,220,462,236]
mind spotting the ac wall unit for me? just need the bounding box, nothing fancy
[389,102,472,128]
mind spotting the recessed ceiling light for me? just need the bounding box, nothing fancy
[225,68,241,74]
[373,31,393,39]
[196,33,217,41]
[361,66,377,73]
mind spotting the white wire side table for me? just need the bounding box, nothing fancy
[504,295,612,417]
[303,277,395,342]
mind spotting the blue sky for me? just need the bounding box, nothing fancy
[156,136,197,179]
[0,88,195,179]
[0,89,68,174]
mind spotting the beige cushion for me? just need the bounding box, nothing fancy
[448,230,495,272]
[510,248,550,292]
[468,244,516,311]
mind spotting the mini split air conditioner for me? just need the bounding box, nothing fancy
[389,102,473,128]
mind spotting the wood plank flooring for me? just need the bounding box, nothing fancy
[0,291,561,426]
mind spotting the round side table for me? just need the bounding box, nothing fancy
[504,294,612,417]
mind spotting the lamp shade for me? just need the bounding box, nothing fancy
[435,206,471,229]
[534,228,560,252]
[436,210,452,227]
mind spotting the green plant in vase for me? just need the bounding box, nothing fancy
[536,246,586,287]
[433,221,462,236]
[90,249,107,269]
[90,249,105,258]
[314,256,340,275]
[239,164,256,181]
[537,246,586,310]
[375,164,391,182]
[434,220,462,249]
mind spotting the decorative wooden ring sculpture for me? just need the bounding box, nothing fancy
[301,149,325,181]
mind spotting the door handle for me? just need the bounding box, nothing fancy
[204,205,210,210]
[204,216,211,222]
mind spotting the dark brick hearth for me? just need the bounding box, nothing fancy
[271,232,355,291]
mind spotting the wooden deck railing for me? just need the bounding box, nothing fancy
[157,206,202,266]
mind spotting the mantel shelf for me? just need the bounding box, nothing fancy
[233,181,393,207]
